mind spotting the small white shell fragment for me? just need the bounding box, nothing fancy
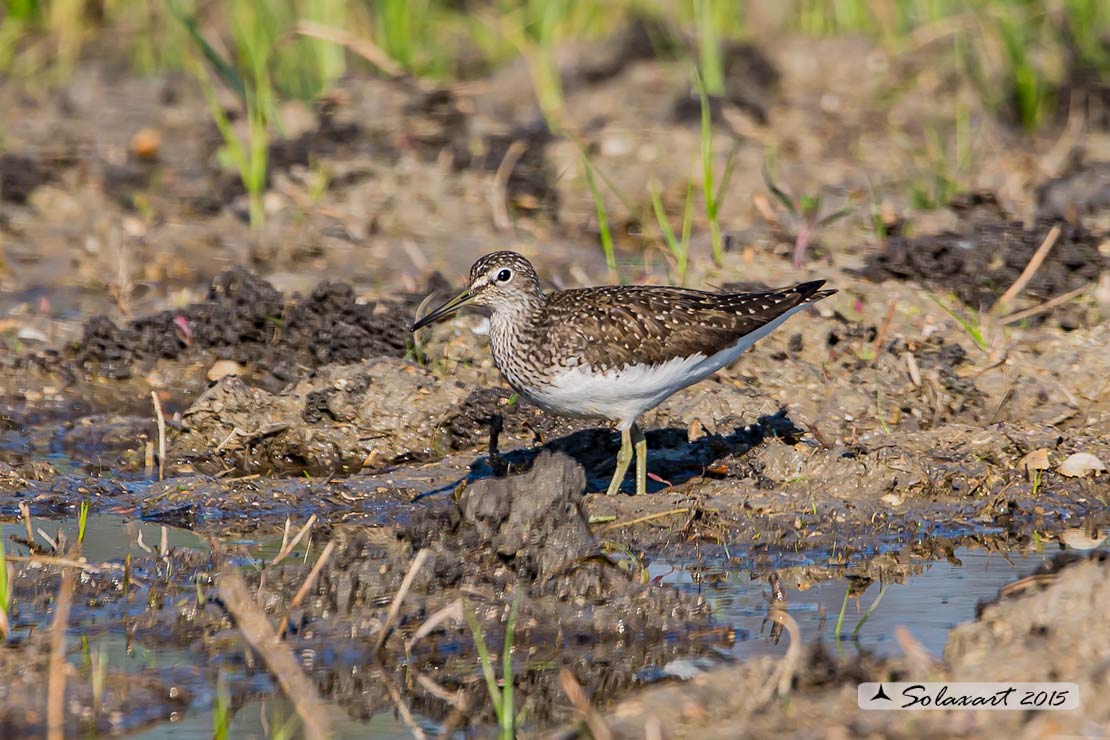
[1057,452,1106,478]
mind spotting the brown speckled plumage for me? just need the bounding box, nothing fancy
[459,252,834,385]
[413,251,834,494]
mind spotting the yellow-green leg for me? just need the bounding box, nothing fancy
[605,428,633,496]
[631,423,647,496]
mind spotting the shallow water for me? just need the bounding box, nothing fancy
[655,538,1108,663]
[4,509,1105,736]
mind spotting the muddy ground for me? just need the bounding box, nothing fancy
[1,19,1109,739]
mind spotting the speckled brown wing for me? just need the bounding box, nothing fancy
[539,281,833,372]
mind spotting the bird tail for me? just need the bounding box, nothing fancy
[794,280,836,304]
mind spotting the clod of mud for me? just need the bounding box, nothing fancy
[399,448,722,659]
[174,358,470,475]
[74,268,435,384]
[861,219,1108,322]
[456,451,592,582]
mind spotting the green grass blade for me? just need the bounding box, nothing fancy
[852,582,890,639]
[169,1,246,104]
[464,598,504,726]
[583,154,617,278]
[925,292,989,351]
[650,186,680,253]
[77,499,89,545]
[500,592,522,740]
[834,584,850,656]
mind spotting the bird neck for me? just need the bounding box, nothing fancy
[488,289,546,369]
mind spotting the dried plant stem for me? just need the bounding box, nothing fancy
[217,568,332,740]
[47,566,75,740]
[271,514,317,565]
[151,391,166,481]
[996,224,1061,312]
[375,548,430,653]
[277,540,336,638]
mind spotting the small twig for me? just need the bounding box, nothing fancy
[895,625,937,674]
[151,391,166,481]
[599,508,690,532]
[271,514,317,565]
[36,528,58,552]
[214,427,246,453]
[278,518,292,556]
[995,224,1061,312]
[375,549,430,653]
[4,554,124,573]
[998,284,1091,326]
[999,572,1059,598]
[905,351,922,388]
[46,566,75,740]
[559,667,613,740]
[217,567,332,740]
[18,502,34,544]
[414,670,466,708]
[277,540,336,638]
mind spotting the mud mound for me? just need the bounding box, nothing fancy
[174,359,470,475]
[861,219,1107,321]
[457,451,593,582]
[75,268,429,381]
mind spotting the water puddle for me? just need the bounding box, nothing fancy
[2,510,1106,737]
[655,536,1109,664]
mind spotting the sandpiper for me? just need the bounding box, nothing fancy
[412,251,834,495]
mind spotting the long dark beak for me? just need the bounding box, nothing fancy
[411,289,474,331]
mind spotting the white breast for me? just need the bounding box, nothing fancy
[524,304,811,428]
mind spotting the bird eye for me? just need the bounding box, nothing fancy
[496,268,513,283]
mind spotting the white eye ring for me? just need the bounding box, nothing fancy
[495,268,513,283]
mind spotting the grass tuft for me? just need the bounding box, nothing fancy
[465,591,523,740]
